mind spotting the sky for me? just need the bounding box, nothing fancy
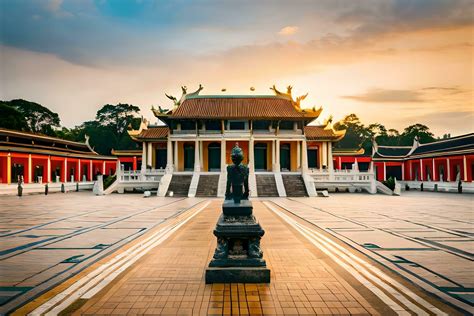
[0,0,473,137]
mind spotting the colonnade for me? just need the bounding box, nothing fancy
[150,138,311,174]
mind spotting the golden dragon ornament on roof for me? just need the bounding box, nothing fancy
[270,84,322,116]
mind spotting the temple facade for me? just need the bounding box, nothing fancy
[126,86,356,197]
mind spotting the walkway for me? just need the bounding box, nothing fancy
[23,199,459,315]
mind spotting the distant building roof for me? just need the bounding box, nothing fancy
[333,148,366,156]
[411,133,474,158]
[134,126,169,140]
[372,133,474,160]
[167,95,322,121]
[0,128,115,159]
[304,126,345,141]
[111,149,142,156]
[373,146,412,159]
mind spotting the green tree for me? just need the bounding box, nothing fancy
[3,99,60,135]
[96,103,141,135]
[71,104,142,155]
[334,114,373,154]
[0,103,29,131]
[400,124,435,145]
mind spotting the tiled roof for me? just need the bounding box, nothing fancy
[411,133,474,156]
[0,128,100,156]
[304,126,342,140]
[136,126,169,140]
[373,146,412,159]
[169,95,320,120]
[333,148,366,156]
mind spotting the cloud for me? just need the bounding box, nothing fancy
[343,86,472,104]
[420,86,469,95]
[278,26,299,36]
[343,88,425,103]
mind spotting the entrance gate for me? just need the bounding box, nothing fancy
[254,143,267,171]
[208,143,221,171]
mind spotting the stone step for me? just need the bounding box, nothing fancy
[282,175,308,197]
[256,174,279,197]
[196,175,220,197]
[167,175,192,197]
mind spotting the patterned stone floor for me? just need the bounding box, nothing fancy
[270,192,473,313]
[0,192,203,314]
[73,201,389,316]
[1,192,470,315]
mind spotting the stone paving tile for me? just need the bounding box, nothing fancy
[273,191,473,312]
[75,201,388,315]
[0,193,202,313]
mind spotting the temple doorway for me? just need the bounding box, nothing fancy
[280,143,291,171]
[11,163,24,183]
[183,143,195,171]
[307,148,318,169]
[208,142,221,171]
[254,143,267,171]
[155,148,167,169]
[386,166,402,180]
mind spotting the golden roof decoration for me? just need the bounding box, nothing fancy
[127,116,148,139]
[165,84,203,109]
[270,85,322,116]
[323,115,346,140]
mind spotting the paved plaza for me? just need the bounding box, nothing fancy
[0,192,472,315]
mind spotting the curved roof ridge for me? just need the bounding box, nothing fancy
[418,132,474,146]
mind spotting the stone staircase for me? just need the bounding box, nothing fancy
[256,174,279,197]
[167,175,192,197]
[282,174,308,197]
[196,174,219,197]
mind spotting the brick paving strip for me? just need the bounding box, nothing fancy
[18,200,459,315]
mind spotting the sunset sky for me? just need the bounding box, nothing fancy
[1,0,473,136]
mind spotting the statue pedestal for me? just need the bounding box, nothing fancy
[205,200,270,283]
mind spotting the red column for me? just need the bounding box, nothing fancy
[467,156,473,182]
[133,156,137,171]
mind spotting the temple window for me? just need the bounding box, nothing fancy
[180,121,196,130]
[229,120,246,130]
[253,120,271,130]
[279,121,293,130]
[205,121,221,131]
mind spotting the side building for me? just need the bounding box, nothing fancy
[371,133,474,192]
[0,128,117,185]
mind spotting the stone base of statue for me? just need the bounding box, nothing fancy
[205,200,270,283]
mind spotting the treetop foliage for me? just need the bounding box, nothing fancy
[0,99,60,136]
[333,114,436,154]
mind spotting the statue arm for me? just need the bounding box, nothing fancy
[243,167,250,199]
[225,165,232,199]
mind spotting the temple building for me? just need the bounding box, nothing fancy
[0,128,117,184]
[126,86,347,197]
[2,85,470,196]
[371,133,474,191]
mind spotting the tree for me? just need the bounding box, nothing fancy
[4,99,61,135]
[96,103,141,135]
[74,103,142,155]
[0,103,29,131]
[400,124,435,145]
[334,114,373,153]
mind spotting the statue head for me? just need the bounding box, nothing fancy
[231,143,244,166]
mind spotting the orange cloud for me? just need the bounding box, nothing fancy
[278,26,299,36]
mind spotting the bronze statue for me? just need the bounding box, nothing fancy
[225,143,249,203]
[206,143,269,283]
